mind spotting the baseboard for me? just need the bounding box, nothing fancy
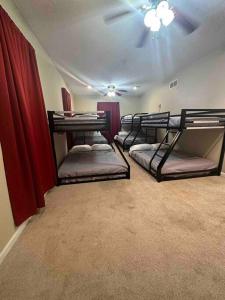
[0,217,31,265]
[221,172,225,177]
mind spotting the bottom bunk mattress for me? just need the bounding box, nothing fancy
[73,131,108,146]
[58,146,128,183]
[114,134,147,148]
[73,135,108,146]
[129,146,217,175]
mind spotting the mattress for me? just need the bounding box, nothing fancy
[115,134,146,146]
[169,116,225,128]
[54,118,107,131]
[130,149,217,175]
[73,134,108,146]
[58,150,128,181]
[142,116,225,129]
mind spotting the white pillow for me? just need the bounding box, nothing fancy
[70,145,92,153]
[129,143,167,154]
[129,144,153,154]
[118,131,129,136]
[92,144,112,151]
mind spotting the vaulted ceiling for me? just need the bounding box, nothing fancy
[13,0,225,97]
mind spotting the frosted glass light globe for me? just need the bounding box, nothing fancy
[144,9,157,28]
[108,91,115,97]
[162,9,175,26]
[150,17,161,32]
[157,1,169,19]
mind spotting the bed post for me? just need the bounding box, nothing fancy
[156,130,183,181]
[47,111,59,185]
[217,130,225,175]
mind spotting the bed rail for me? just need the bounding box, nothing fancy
[47,110,111,133]
[179,109,225,129]
[140,112,170,129]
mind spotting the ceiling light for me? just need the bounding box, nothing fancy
[144,9,161,32]
[150,17,161,32]
[156,1,169,19]
[107,91,116,97]
[133,86,138,90]
[162,9,175,26]
[87,85,92,89]
[144,9,157,28]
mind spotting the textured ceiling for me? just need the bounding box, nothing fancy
[13,0,225,97]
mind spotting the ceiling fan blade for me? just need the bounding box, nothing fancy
[136,28,150,48]
[173,7,199,34]
[118,89,128,93]
[104,10,134,24]
[116,92,122,96]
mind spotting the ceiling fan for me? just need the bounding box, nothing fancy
[102,85,128,97]
[104,0,199,48]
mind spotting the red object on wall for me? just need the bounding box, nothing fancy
[62,87,72,113]
[61,87,73,149]
[0,6,56,226]
[97,102,120,142]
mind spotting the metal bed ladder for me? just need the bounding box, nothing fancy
[149,129,183,182]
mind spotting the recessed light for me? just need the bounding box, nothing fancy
[133,86,138,90]
[87,85,92,89]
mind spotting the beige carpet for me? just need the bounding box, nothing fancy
[1,157,225,300]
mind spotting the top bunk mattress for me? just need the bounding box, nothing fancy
[142,116,225,129]
[58,149,128,179]
[54,118,107,131]
[130,148,217,175]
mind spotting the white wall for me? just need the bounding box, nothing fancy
[141,48,225,171]
[73,95,142,116]
[0,0,70,252]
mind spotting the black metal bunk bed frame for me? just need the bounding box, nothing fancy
[138,109,225,182]
[118,113,156,151]
[48,110,130,185]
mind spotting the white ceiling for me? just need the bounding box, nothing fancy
[13,0,225,97]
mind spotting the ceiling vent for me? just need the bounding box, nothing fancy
[169,80,178,89]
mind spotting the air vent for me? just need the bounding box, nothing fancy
[169,80,178,89]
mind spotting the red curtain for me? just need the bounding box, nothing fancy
[61,87,73,149]
[97,102,120,142]
[0,6,56,226]
[62,87,72,113]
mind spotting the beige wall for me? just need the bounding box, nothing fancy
[0,0,69,252]
[141,48,225,171]
[0,146,16,252]
[73,95,142,116]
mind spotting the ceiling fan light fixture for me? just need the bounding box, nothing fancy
[107,91,116,97]
[144,9,156,28]
[144,9,161,32]
[150,17,161,32]
[162,9,175,26]
[156,1,169,19]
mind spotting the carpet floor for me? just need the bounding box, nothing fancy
[1,157,225,300]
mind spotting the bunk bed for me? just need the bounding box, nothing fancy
[129,109,225,182]
[114,113,156,151]
[48,111,130,185]
[72,131,108,146]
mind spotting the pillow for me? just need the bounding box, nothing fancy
[70,145,92,153]
[118,131,129,136]
[129,144,153,154]
[93,131,102,137]
[129,143,167,154]
[92,144,112,151]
